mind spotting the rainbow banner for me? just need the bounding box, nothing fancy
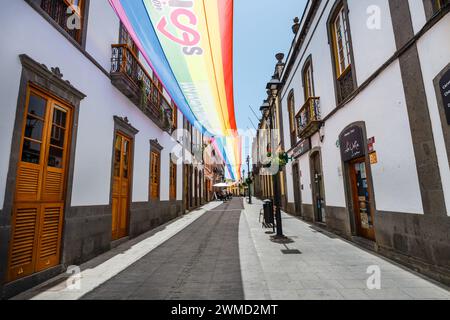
[109,0,241,180]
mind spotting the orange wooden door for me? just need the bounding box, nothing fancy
[169,162,177,200]
[349,158,375,241]
[8,87,72,282]
[150,151,160,200]
[112,133,131,240]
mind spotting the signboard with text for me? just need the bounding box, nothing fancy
[291,139,311,159]
[439,69,450,125]
[340,126,365,162]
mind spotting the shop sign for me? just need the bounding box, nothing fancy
[291,139,311,159]
[369,151,378,165]
[367,137,375,153]
[439,69,450,125]
[340,126,365,162]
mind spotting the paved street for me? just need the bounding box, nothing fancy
[14,198,450,300]
[83,199,245,300]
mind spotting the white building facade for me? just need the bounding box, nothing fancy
[265,0,450,284]
[0,0,202,297]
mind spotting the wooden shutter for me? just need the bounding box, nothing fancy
[36,203,64,271]
[8,204,39,281]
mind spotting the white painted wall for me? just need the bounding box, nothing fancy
[279,0,430,215]
[416,14,450,216]
[408,0,427,34]
[348,0,397,84]
[0,1,183,209]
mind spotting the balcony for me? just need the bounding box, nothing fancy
[111,44,173,133]
[295,97,322,139]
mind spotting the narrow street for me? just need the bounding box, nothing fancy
[14,199,450,300]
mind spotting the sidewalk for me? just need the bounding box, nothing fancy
[240,198,450,300]
[12,201,223,300]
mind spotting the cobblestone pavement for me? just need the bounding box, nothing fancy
[13,198,450,300]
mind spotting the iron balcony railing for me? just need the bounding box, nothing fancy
[40,0,83,43]
[295,97,322,139]
[111,44,173,131]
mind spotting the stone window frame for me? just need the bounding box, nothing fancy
[326,0,358,106]
[0,54,86,285]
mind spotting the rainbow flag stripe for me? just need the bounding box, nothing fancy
[109,0,241,180]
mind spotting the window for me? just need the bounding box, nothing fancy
[170,160,177,200]
[433,0,449,13]
[303,62,314,100]
[329,2,356,103]
[171,100,178,130]
[153,74,163,91]
[150,151,161,200]
[332,7,351,78]
[119,22,139,55]
[287,92,297,146]
[39,0,86,44]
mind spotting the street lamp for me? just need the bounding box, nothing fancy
[246,155,252,204]
[259,100,270,114]
[242,169,245,197]
[265,75,286,239]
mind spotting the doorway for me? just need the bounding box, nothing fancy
[349,158,375,241]
[111,132,131,241]
[194,168,198,207]
[310,151,326,223]
[292,162,302,216]
[8,86,73,282]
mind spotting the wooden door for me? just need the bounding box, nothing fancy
[292,163,302,216]
[311,152,326,223]
[8,87,72,282]
[349,158,375,241]
[150,151,160,200]
[169,162,177,200]
[112,132,131,240]
[184,164,189,210]
[194,169,198,207]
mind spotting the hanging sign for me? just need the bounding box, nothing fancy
[340,126,365,162]
[290,139,311,159]
[369,151,378,165]
[439,69,450,125]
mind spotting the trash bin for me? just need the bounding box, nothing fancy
[263,199,274,224]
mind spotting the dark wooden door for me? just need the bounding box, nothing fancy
[112,132,131,240]
[311,152,326,222]
[8,87,72,282]
[292,163,302,216]
[349,158,375,241]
